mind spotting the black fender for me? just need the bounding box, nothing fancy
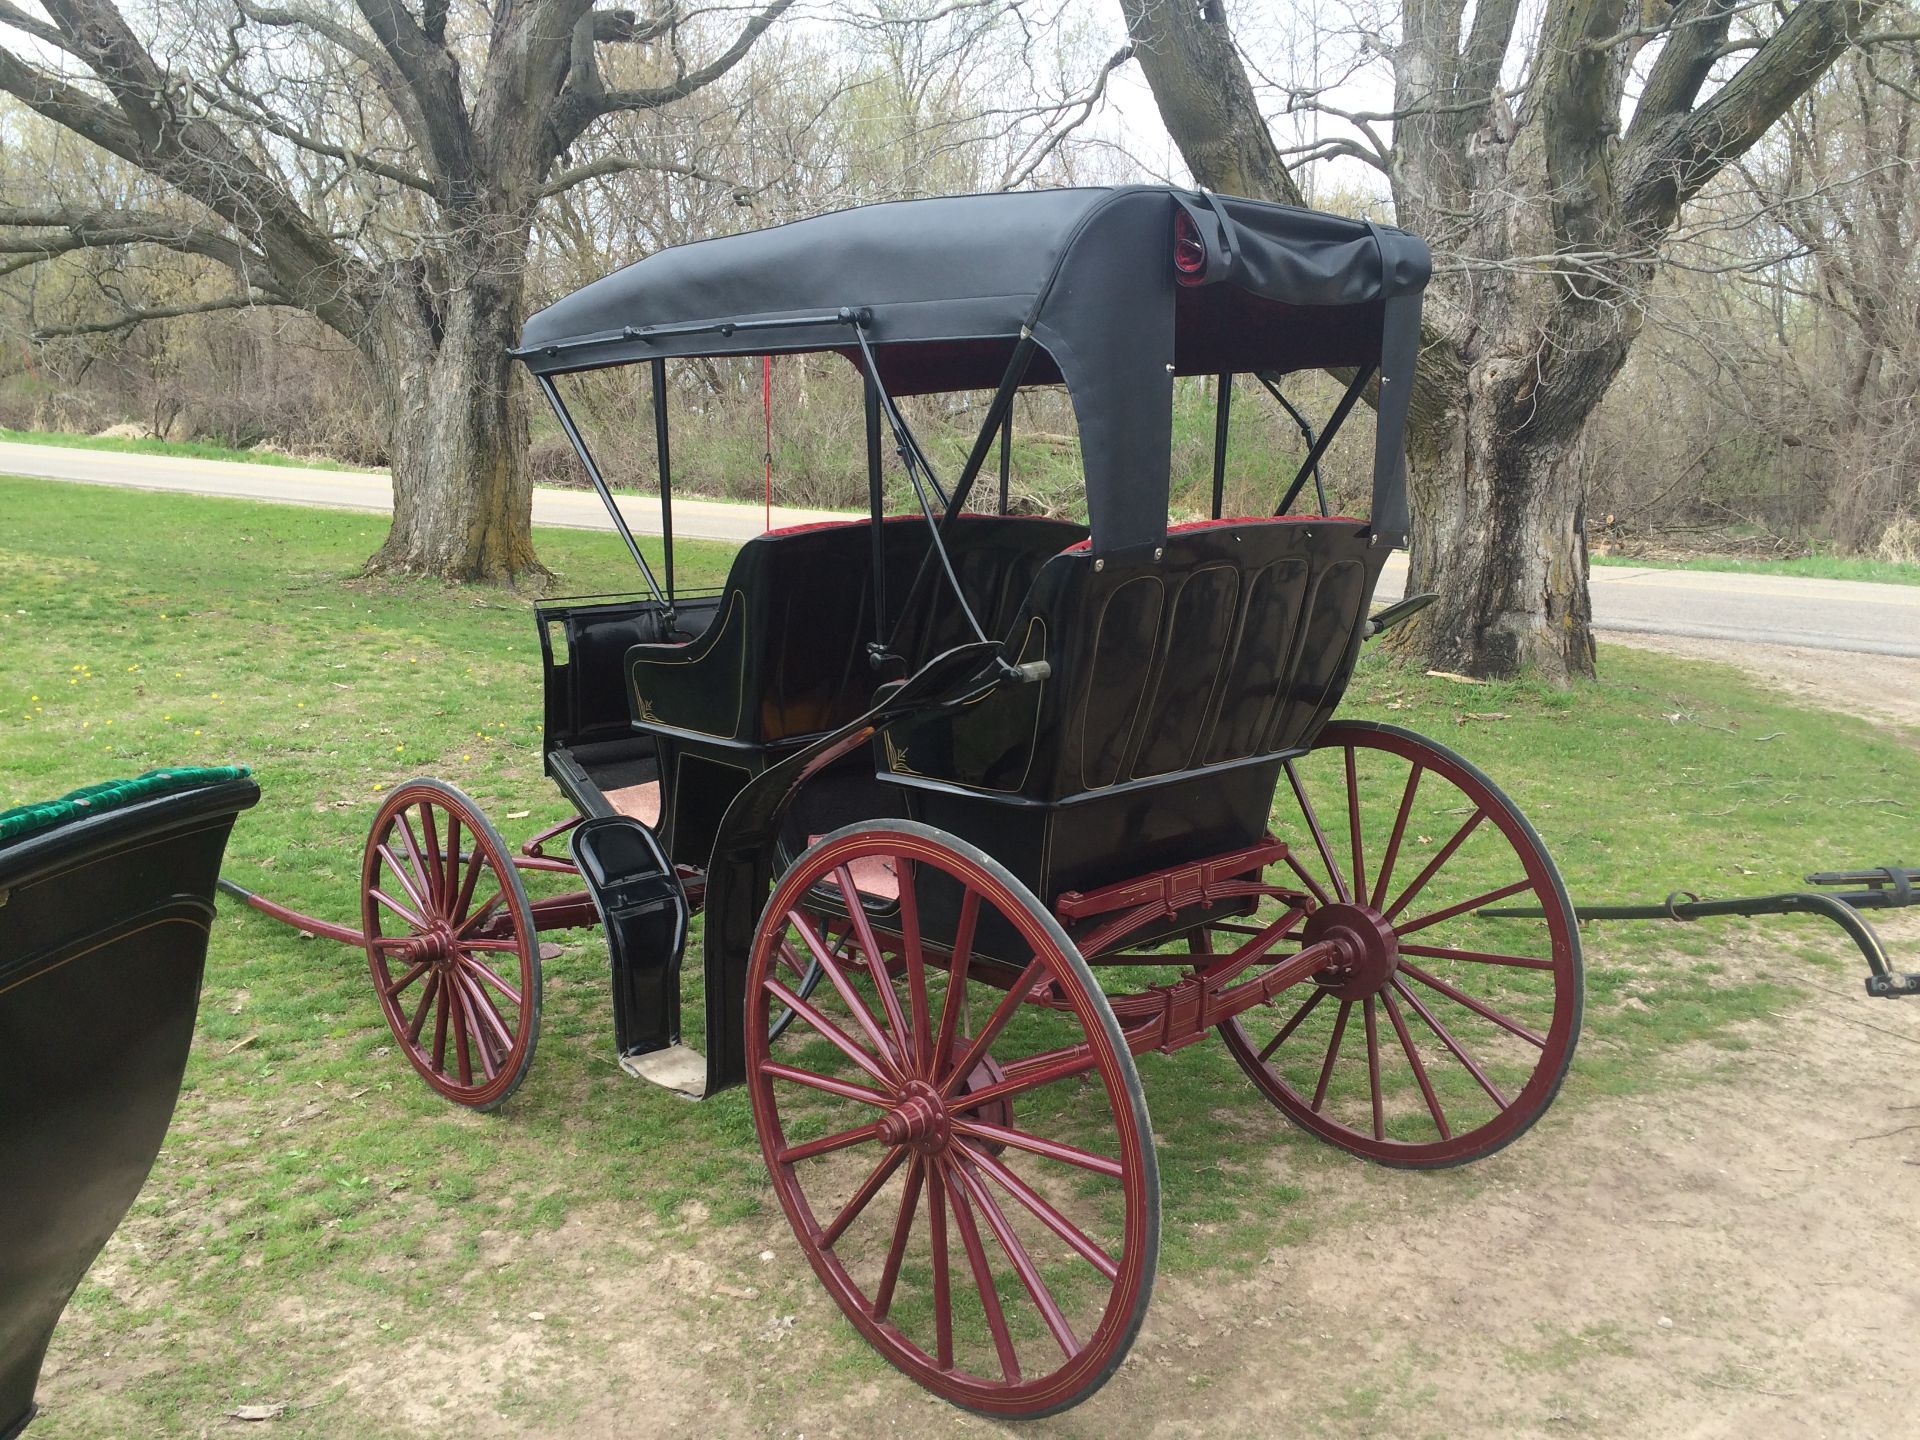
[699,641,1000,1097]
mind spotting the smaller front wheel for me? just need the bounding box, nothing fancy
[362,779,541,1110]
[747,820,1158,1418]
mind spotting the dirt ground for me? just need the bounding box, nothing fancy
[1604,632,1920,736]
[37,636,1920,1438]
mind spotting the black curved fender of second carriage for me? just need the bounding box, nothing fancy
[514,185,1431,555]
[695,641,1000,1097]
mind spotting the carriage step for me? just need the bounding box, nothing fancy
[571,816,690,1064]
[619,1042,707,1098]
[1866,972,1920,998]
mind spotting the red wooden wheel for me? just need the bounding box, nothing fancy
[1218,722,1581,1167]
[747,820,1158,1418]
[362,780,542,1111]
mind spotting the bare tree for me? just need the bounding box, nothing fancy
[0,0,798,583]
[1119,0,1887,679]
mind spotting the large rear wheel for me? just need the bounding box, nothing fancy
[746,820,1158,1418]
[1218,722,1581,1167]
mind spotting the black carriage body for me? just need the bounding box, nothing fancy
[515,184,1430,1091]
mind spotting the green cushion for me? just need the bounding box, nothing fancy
[0,765,252,846]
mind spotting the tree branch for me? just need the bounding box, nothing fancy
[549,0,796,153]
[31,291,289,339]
[0,204,273,278]
[1117,0,1303,204]
[1622,0,1888,237]
[1627,0,1740,140]
[351,0,477,194]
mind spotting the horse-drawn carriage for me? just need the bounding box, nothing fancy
[227,186,1583,1415]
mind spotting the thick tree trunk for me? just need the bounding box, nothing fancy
[362,260,548,586]
[1394,394,1598,678]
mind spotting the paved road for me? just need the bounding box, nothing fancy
[7,439,1917,657]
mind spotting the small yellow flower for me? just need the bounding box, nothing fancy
[394,744,403,752]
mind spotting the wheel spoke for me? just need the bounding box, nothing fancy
[1344,745,1367,906]
[1392,977,1510,1109]
[377,843,431,916]
[1286,758,1350,903]
[928,1161,954,1369]
[1310,998,1352,1113]
[442,810,462,915]
[1371,761,1424,908]
[1394,878,1533,938]
[940,1156,1022,1382]
[951,1119,1123,1178]
[790,907,905,1080]
[371,886,428,932]
[779,1121,886,1165]
[819,1146,906,1250]
[448,977,475,1085]
[1399,961,1547,1047]
[407,970,439,1043]
[454,961,516,1054]
[1362,996,1384,1141]
[451,842,485,924]
[450,974,499,1081]
[950,1153,1080,1360]
[1397,941,1557,971]
[871,1155,924,1322]
[765,976,896,1089]
[463,956,524,1008]
[416,803,443,909]
[383,957,432,1001]
[931,887,979,1064]
[939,954,1049,1101]
[1380,809,1485,923]
[945,1044,1099,1115]
[1257,986,1327,1063]
[431,978,450,1073]
[394,810,439,919]
[895,858,934,1076]
[834,867,915,1071]
[1382,988,1451,1140]
[958,1139,1120,1282]
[455,888,503,938]
[1282,850,1334,909]
[758,1060,892,1109]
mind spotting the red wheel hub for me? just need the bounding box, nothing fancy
[1305,902,1400,1000]
[876,1080,950,1153]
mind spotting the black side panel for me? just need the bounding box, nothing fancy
[0,779,257,1437]
[537,592,721,753]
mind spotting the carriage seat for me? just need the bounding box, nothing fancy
[882,515,1390,805]
[624,514,1086,753]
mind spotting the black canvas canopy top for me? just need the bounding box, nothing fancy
[515,185,1430,555]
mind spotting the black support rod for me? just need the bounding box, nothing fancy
[941,332,1037,528]
[865,373,890,651]
[536,375,667,608]
[1256,370,1330,517]
[997,405,1013,516]
[852,325,991,651]
[651,357,675,604]
[1276,364,1373,517]
[1211,372,1232,519]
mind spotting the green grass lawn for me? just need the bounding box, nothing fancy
[4,473,1915,1434]
[1592,549,1920,586]
[0,425,356,471]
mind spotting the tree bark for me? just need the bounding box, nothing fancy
[363,264,543,584]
